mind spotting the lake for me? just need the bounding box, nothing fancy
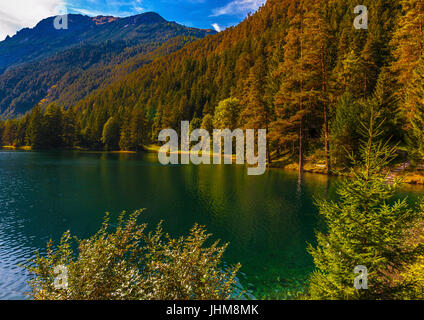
[0,150,422,300]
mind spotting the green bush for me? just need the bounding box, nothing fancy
[26,210,241,300]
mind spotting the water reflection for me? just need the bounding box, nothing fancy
[0,150,422,299]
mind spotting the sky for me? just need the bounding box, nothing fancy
[0,0,267,41]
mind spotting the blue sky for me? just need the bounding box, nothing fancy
[67,0,267,31]
[0,0,267,41]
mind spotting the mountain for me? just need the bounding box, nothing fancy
[64,0,402,151]
[0,12,215,118]
[0,12,213,71]
[3,0,424,174]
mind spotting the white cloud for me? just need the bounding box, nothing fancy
[70,0,144,18]
[0,0,65,41]
[70,7,108,17]
[211,0,266,17]
[212,23,221,32]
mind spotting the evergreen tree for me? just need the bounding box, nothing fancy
[14,115,29,147]
[130,108,146,151]
[102,117,120,151]
[62,108,78,148]
[330,93,364,166]
[391,0,424,93]
[189,117,202,133]
[271,0,328,172]
[44,104,63,148]
[119,111,132,151]
[333,50,365,98]
[309,111,424,299]
[360,36,380,98]
[271,0,308,172]
[26,106,46,149]
[201,114,214,135]
[241,56,272,163]
[0,121,4,145]
[369,67,401,143]
[303,0,332,171]
[405,56,424,161]
[2,120,17,146]
[213,98,241,130]
[241,57,268,131]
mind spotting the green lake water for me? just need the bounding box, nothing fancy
[0,150,423,300]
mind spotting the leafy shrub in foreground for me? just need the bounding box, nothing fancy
[26,210,241,300]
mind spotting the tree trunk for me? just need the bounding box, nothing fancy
[299,0,304,174]
[266,114,271,165]
[324,101,330,173]
[321,46,330,173]
[299,116,304,173]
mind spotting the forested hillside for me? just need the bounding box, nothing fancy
[0,12,215,70]
[1,0,423,172]
[0,12,215,118]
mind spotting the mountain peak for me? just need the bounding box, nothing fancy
[123,12,167,24]
[91,12,166,26]
[92,16,119,25]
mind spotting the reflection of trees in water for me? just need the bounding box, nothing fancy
[297,172,304,203]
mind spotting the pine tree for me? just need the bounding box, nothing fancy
[102,117,120,151]
[333,50,365,98]
[130,108,146,151]
[213,98,241,130]
[391,0,424,130]
[26,106,46,149]
[0,121,4,145]
[201,114,214,135]
[391,0,424,93]
[241,57,268,131]
[2,120,17,146]
[271,0,307,172]
[44,104,63,148]
[303,0,332,171]
[369,67,401,143]
[330,93,364,166]
[271,0,329,172]
[405,55,424,161]
[241,56,272,163]
[62,108,78,148]
[309,111,424,300]
[360,36,380,98]
[119,111,132,151]
[14,115,29,147]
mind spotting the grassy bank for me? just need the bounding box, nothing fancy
[1,145,32,151]
[279,159,424,186]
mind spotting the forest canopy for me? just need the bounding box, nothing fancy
[1,0,423,174]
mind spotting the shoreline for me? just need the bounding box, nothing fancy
[3,145,424,186]
[1,145,32,151]
[280,162,424,186]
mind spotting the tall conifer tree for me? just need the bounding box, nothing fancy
[391,0,424,102]
[309,111,424,299]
